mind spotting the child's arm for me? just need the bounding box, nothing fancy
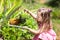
[24,9,37,20]
[21,26,45,35]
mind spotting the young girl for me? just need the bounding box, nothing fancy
[22,8,56,40]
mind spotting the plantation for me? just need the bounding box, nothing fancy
[0,0,60,40]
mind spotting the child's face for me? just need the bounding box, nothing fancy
[37,12,43,22]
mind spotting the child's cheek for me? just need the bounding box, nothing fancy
[37,17,42,22]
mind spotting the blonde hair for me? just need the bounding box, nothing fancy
[37,8,52,29]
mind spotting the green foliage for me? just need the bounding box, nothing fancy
[0,0,31,40]
[0,0,60,40]
[47,0,60,7]
[0,10,37,40]
[23,0,35,3]
[52,8,60,19]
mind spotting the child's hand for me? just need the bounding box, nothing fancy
[24,9,31,14]
[24,9,27,12]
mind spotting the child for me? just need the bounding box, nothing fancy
[22,8,56,40]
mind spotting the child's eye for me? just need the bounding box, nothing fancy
[41,13,43,16]
[44,13,47,17]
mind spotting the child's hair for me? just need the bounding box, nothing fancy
[37,8,52,29]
